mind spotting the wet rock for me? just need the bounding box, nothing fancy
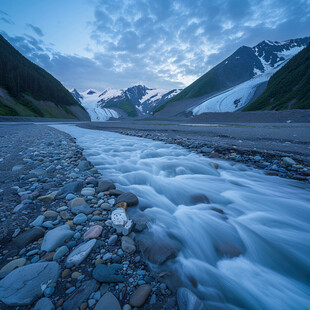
[109,189,123,196]
[96,180,116,193]
[63,280,98,310]
[41,225,74,252]
[177,288,204,310]
[129,284,152,308]
[34,297,55,310]
[111,208,133,235]
[73,213,88,224]
[77,160,92,171]
[201,146,213,153]
[132,214,150,232]
[282,157,296,166]
[0,258,26,274]
[43,210,58,218]
[116,192,139,207]
[13,227,45,248]
[0,262,60,306]
[101,203,112,211]
[121,236,136,254]
[94,292,121,310]
[66,239,96,268]
[81,187,95,196]
[93,264,124,282]
[30,215,45,227]
[108,234,118,245]
[83,225,103,239]
[190,194,210,205]
[53,246,69,261]
[70,198,92,215]
[57,181,83,198]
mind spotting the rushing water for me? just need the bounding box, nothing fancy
[53,124,310,310]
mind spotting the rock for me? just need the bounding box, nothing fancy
[83,225,103,239]
[121,236,136,254]
[81,187,95,196]
[12,164,24,171]
[201,146,213,153]
[77,160,92,171]
[41,225,74,252]
[66,239,96,268]
[53,246,69,261]
[111,208,133,235]
[282,157,297,166]
[123,305,131,310]
[43,210,58,218]
[71,271,82,279]
[102,253,112,262]
[34,297,55,310]
[108,235,118,245]
[94,292,121,310]
[177,288,204,310]
[70,198,92,215]
[132,214,149,232]
[57,181,83,198]
[0,262,60,306]
[93,264,124,282]
[140,242,178,265]
[13,227,45,248]
[73,213,88,224]
[0,258,26,274]
[101,203,111,210]
[129,284,152,308]
[62,280,98,310]
[109,189,123,196]
[116,192,139,207]
[30,215,45,227]
[38,192,58,202]
[60,211,71,220]
[96,180,116,193]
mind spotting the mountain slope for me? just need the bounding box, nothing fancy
[155,37,310,116]
[243,44,310,111]
[0,34,89,120]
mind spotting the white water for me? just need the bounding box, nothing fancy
[53,125,310,310]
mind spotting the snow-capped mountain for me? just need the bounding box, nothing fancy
[70,89,120,121]
[156,37,310,117]
[71,86,181,120]
[98,85,181,116]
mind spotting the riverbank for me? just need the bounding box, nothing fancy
[78,122,310,183]
[0,123,175,309]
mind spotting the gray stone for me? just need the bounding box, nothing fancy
[41,225,74,252]
[30,215,45,227]
[201,146,213,153]
[57,181,83,198]
[66,239,96,268]
[34,297,55,310]
[96,180,116,193]
[94,292,121,310]
[0,258,26,274]
[70,198,92,215]
[73,213,88,224]
[282,157,297,166]
[13,227,45,248]
[0,262,60,306]
[81,187,95,196]
[101,203,112,210]
[129,284,152,308]
[108,235,118,245]
[77,160,92,171]
[93,264,124,283]
[116,192,139,207]
[63,280,98,310]
[121,236,136,254]
[53,246,69,261]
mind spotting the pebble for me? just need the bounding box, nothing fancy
[129,284,152,308]
[73,213,88,224]
[83,225,103,239]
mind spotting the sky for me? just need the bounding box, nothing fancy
[1,0,310,91]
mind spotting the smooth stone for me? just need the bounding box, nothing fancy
[83,225,103,239]
[129,284,152,308]
[30,215,45,227]
[201,146,213,153]
[41,225,74,252]
[96,180,116,193]
[73,213,88,224]
[57,181,83,198]
[71,271,82,279]
[0,258,26,273]
[70,198,92,215]
[94,292,121,310]
[282,157,297,166]
[177,288,204,310]
[93,264,124,283]
[121,236,136,254]
[102,253,112,262]
[66,239,96,268]
[0,262,60,306]
[60,211,71,220]
[53,246,69,261]
[43,210,58,218]
[81,187,95,196]
[123,305,131,310]
[34,297,55,310]
[116,192,139,207]
[77,160,92,171]
[62,280,98,310]
[101,203,111,210]
[12,165,24,171]
[108,235,118,245]
[65,193,76,200]
[13,227,45,248]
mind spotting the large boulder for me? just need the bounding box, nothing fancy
[41,225,74,252]
[0,262,60,306]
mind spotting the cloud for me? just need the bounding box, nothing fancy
[26,23,44,37]
[2,0,310,91]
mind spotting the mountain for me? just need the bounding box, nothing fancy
[71,85,181,120]
[0,34,89,120]
[243,43,310,111]
[155,37,310,117]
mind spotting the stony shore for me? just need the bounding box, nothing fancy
[0,124,181,310]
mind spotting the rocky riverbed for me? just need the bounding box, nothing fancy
[0,124,181,310]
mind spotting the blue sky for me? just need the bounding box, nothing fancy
[1,0,310,91]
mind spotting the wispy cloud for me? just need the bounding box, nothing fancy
[26,23,44,37]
